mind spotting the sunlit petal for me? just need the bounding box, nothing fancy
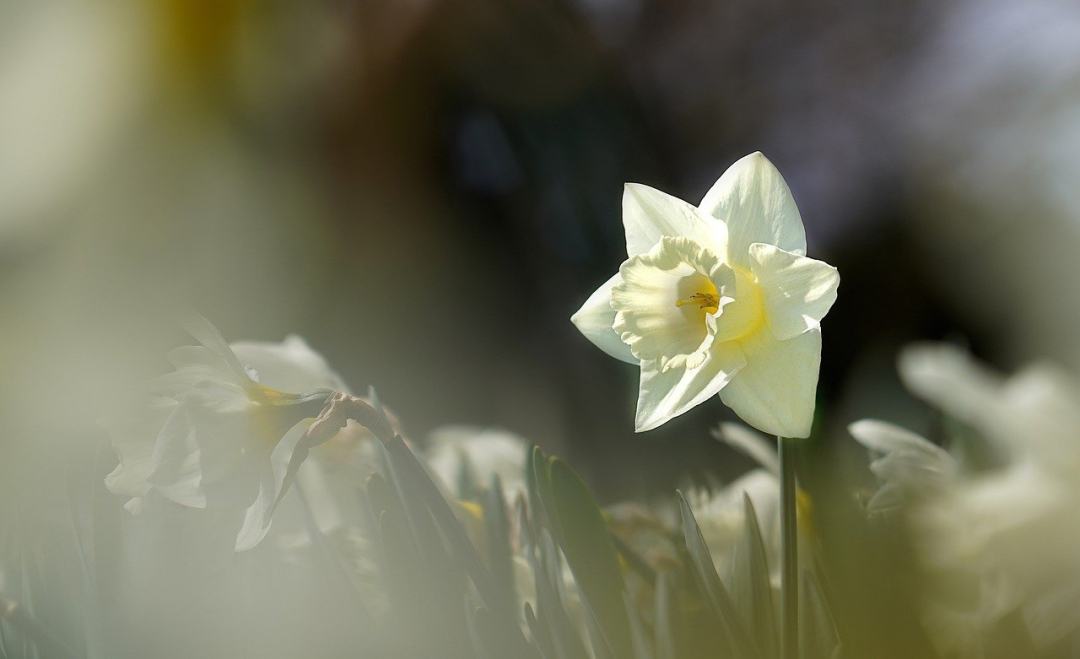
[699,152,806,267]
[719,329,821,438]
[635,341,745,432]
[623,183,726,257]
[750,243,839,340]
[570,273,637,364]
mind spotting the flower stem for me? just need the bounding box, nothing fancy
[779,435,799,659]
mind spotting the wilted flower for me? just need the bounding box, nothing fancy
[571,152,838,436]
[851,343,1080,654]
[104,316,344,551]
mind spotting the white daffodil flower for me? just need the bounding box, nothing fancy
[685,470,781,579]
[848,419,959,515]
[571,152,839,436]
[426,425,529,502]
[852,344,1080,653]
[104,316,345,551]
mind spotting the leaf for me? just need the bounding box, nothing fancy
[983,606,1037,659]
[535,530,590,659]
[524,602,555,659]
[468,603,541,659]
[530,447,561,538]
[581,604,615,659]
[653,571,676,659]
[464,605,495,659]
[525,448,588,659]
[729,493,779,658]
[677,490,760,659]
[624,593,654,659]
[544,458,634,659]
[484,474,516,613]
[377,438,447,570]
[610,532,657,586]
[800,569,842,659]
[382,434,531,653]
[0,595,77,659]
[712,422,781,475]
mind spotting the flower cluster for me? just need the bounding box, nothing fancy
[852,343,1080,656]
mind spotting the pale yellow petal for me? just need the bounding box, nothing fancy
[719,329,821,438]
[235,418,313,551]
[898,343,1002,427]
[623,183,726,257]
[635,341,746,432]
[749,243,839,340]
[612,237,729,364]
[232,335,349,394]
[699,152,806,267]
[570,273,637,364]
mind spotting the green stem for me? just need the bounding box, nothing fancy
[779,436,799,659]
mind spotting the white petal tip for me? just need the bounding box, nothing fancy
[732,151,770,168]
[123,498,144,515]
[848,419,891,445]
[234,532,264,553]
[633,415,663,433]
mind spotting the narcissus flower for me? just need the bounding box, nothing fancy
[426,425,529,501]
[852,344,1080,653]
[104,316,344,551]
[571,152,839,436]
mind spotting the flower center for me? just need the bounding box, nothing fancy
[675,291,720,314]
[611,237,729,366]
[709,266,766,344]
[611,236,771,369]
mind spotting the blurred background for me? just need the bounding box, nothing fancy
[6,0,1080,523]
[3,0,1080,654]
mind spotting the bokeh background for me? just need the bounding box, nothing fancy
[5,0,1080,494]
[3,0,1080,639]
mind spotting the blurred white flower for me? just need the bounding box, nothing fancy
[682,421,784,580]
[848,419,958,515]
[104,316,345,551]
[426,426,529,501]
[685,469,781,580]
[851,343,1080,653]
[571,152,838,436]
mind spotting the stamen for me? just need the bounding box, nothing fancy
[675,292,720,313]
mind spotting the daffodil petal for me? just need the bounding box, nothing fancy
[899,344,1080,470]
[145,404,208,508]
[635,342,746,432]
[103,398,177,499]
[849,419,957,514]
[898,343,1003,427]
[182,312,253,384]
[294,459,344,534]
[749,243,839,341]
[235,418,313,551]
[699,152,806,267]
[719,329,821,438]
[623,183,726,257]
[570,273,637,365]
[849,419,957,485]
[713,422,780,475]
[232,335,349,393]
[613,237,728,363]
